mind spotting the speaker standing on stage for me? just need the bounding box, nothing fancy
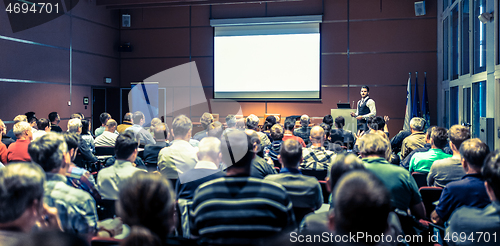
[350,86,376,132]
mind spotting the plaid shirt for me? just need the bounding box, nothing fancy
[66,165,102,203]
[300,146,336,171]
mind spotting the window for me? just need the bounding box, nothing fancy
[444,0,449,11]
[444,90,450,129]
[461,0,470,75]
[452,6,459,79]
[463,87,471,125]
[444,17,449,80]
[472,81,486,137]
[473,0,486,74]
[450,86,459,125]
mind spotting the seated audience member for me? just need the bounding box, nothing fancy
[7,122,32,163]
[6,115,28,141]
[261,115,277,141]
[427,124,470,187]
[176,137,226,200]
[158,115,198,182]
[322,115,334,128]
[246,129,278,179]
[143,123,169,165]
[28,133,121,238]
[300,153,365,233]
[300,126,335,171]
[294,114,312,146]
[245,114,271,147]
[48,112,62,132]
[446,150,500,245]
[32,118,50,141]
[235,118,246,129]
[329,170,399,245]
[67,119,98,167]
[190,130,295,245]
[431,138,491,225]
[409,126,451,173]
[118,172,187,246]
[0,163,61,246]
[401,126,453,169]
[60,132,101,203]
[390,129,412,155]
[265,139,323,220]
[80,119,94,153]
[148,117,162,135]
[117,112,133,133]
[94,119,118,147]
[70,113,82,120]
[28,116,38,133]
[192,112,213,141]
[0,120,7,164]
[282,118,306,148]
[125,111,156,146]
[359,133,426,219]
[207,121,223,139]
[97,133,146,200]
[223,114,237,135]
[331,116,356,147]
[1,120,14,148]
[319,123,333,151]
[94,112,111,137]
[400,117,426,161]
[266,124,284,167]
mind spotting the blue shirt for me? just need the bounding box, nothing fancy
[125,124,156,145]
[435,173,491,222]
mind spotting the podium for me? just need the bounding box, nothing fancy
[331,109,357,133]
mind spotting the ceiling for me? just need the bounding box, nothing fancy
[96,0,305,9]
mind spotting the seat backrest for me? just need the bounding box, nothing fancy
[419,186,443,218]
[411,172,429,188]
[97,199,117,220]
[318,180,330,204]
[95,146,115,156]
[292,207,314,225]
[301,169,328,180]
[91,237,121,246]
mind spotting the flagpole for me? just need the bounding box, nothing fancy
[403,72,412,131]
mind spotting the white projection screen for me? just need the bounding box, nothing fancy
[211,15,322,100]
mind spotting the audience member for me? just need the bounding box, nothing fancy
[32,118,50,140]
[319,123,332,150]
[427,124,470,187]
[95,119,118,147]
[431,138,491,225]
[294,114,312,146]
[193,112,213,141]
[48,112,62,132]
[246,129,278,179]
[148,117,162,135]
[158,115,198,182]
[70,113,82,120]
[0,120,7,165]
[190,130,295,245]
[322,115,334,128]
[390,129,412,155]
[207,121,223,139]
[223,114,237,135]
[266,124,284,167]
[6,115,27,140]
[60,132,101,203]
[125,111,156,146]
[400,117,426,160]
[143,123,169,166]
[300,126,335,171]
[117,112,133,133]
[94,112,111,137]
[262,115,277,141]
[265,139,323,222]
[235,118,245,129]
[246,114,271,147]
[409,126,451,173]
[359,133,425,219]
[0,163,60,246]
[28,116,38,132]
[97,133,146,200]
[282,118,306,147]
[25,111,36,122]
[67,119,97,167]
[401,126,453,169]
[1,120,14,148]
[7,122,32,163]
[176,137,226,200]
[446,149,500,245]
[331,116,356,149]
[80,119,94,153]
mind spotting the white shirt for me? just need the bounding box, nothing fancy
[97,159,146,200]
[94,131,118,147]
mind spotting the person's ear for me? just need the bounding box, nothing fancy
[326,177,331,193]
[328,211,336,232]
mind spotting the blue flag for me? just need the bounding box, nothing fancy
[422,72,430,130]
[403,73,412,131]
[411,72,421,118]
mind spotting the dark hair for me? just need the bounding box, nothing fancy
[482,150,500,202]
[323,115,334,126]
[329,153,365,191]
[270,124,284,141]
[207,121,223,139]
[25,111,36,121]
[334,116,345,129]
[28,133,67,172]
[262,116,277,131]
[369,116,385,131]
[60,132,81,151]
[172,115,192,137]
[319,123,331,140]
[448,125,471,150]
[283,118,295,131]
[115,133,138,160]
[221,130,254,168]
[133,111,144,124]
[28,116,37,125]
[361,85,370,92]
[334,170,390,238]
[225,114,236,128]
[81,119,90,135]
[37,118,50,130]
[431,126,449,149]
[99,112,111,125]
[460,138,490,169]
[118,172,175,245]
[48,112,59,122]
[280,139,302,167]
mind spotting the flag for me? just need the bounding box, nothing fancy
[403,73,412,131]
[411,72,421,118]
[421,72,430,130]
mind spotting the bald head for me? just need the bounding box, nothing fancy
[309,126,325,145]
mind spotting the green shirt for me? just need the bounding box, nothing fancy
[409,148,452,174]
[363,157,422,211]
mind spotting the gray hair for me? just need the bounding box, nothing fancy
[13,122,31,136]
[0,162,45,223]
[28,133,68,172]
[409,117,425,131]
[198,137,221,160]
[67,118,82,133]
[300,114,310,127]
[358,133,390,158]
[246,114,260,130]
[172,115,192,138]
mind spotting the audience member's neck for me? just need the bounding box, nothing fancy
[284,130,293,135]
[283,164,299,170]
[51,121,58,125]
[16,135,28,141]
[431,144,441,149]
[226,166,250,176]
[311,141,322,147]
[199,156,218,165]
[466,166,481,175]
[411,128,421,134]
[175,135,190,142]
[362,154,384,159]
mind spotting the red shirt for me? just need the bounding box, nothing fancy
[282,134,307,148]
[0,142,7,164]
[7,139,31,163]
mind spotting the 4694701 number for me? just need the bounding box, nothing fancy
[5,3,59,14]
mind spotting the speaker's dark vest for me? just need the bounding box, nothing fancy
[358,98,372,116]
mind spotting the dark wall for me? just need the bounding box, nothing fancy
[119,0,438,132]
[0,1,120,130]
